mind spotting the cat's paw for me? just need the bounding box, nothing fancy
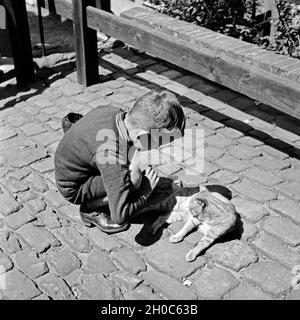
[169,235,182,243]
[185,250,197,262]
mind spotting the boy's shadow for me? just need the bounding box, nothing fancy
[130,178,243,247]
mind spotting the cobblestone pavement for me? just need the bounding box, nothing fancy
[1,42,300,300]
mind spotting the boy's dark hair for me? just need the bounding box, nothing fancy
[128,90,185,135]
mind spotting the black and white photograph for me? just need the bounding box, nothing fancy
[0,0,300,308]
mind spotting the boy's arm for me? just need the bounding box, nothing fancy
[97,161,150,224]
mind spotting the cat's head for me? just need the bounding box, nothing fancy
[188,185,235,218]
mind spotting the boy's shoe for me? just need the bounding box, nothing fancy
[80,205,130,234]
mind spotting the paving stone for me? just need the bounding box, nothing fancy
[20,123,47,136]
[216,156,249,173]
[252,156,291,171]
[206,134,234,149]
[25,198,47,215]
[109,271,142,291]
[46,248,81,276]
[0,193,22,216]
[192,267,239,300]
[57,227,92,253]
[31,157,55,173]
[17,190,38,203]
[204,146,224,161]
[33,294,50,300]
[269,199,300,224]
[0,127,17,141]
[243,261,292,296]
[4,208,35,230]
[110,247,146,275]
[287,289,300,300]
[0,269,41,300]
[17,223,60,253]
[43,189,68,208]
[0,249,14,272]
[15,248,49,279]
[128,285,162,300]
[253,232,300,269]
[228,144,262,160]
[38,274,74,300]
[0,231,22,254]
[239,136,264,147]
[37,209,61,229]
[275,182,300,201]
[7,168,31,180]
[241,222,259,241]
[209,170,239,185]
[201,117,224,130]
[25,174,49,193]
[3,177,29,194]
[243,167,282,186]
[141,270,197,300]
[224,284,273,300]
[257,145,289,160]
[231,197,270,223]
[231,179,277,203]
[85,228,123,252]
[146,239,205,279]
[8,147,48,168]
[218,127,244,139]
[57,204,82,224]
[206,240,258,271]
[84,251,117,274]
[34,99,55,109]
[156,163,182,177]
[280,169,300,183]
[75,273,123,300]
[31,132,61,147]
[263,216,300,247]
[5,114,28,127]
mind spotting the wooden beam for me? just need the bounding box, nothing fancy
[3,0,35,87]
[84,6,300,119]
[72,0,99,86]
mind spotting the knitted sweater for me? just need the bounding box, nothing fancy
[54,105,146,224]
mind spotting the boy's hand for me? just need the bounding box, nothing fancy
[140,166,160,199]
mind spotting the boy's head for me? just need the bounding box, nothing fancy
[127,90,185,133]
[125,90,185,150]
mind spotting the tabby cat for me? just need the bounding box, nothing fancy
[144,181,237,262]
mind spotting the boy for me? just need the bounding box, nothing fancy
[54,90,185,234]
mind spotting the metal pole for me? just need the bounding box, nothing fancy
[37,0,46,56]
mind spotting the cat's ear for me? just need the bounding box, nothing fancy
[199,185,208,192]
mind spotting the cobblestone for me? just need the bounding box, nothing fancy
[0,249,14,272]
[110,248,146,275]
[192,267,239,300]
[253,232,300,269]
[25,198,47,215]
[109,271,142,291]
[252,156,291,171]
[46,248,81,276]
[269,199,300,224]
[243,261,292,296]
[127,285,162,300]
[146,238,205,279]
[1,269,41,300]
[20,123,47,136]
[3,177,29,194]
[15,248,49,279]
[263,216,300,247]
[57,227,92,253]
[275,182,300,201]
[17,223,60,253]
[0,193,22,216]
[228,144,262,160]
[141,270,197,300]
[231,197,269,223]
[206,240,258,271]
[216,156,249,173]
[0,231,22,254]
[224,284,273,300]
[243,167,282,186]
[84,251,117,274]
[4,208,35,230]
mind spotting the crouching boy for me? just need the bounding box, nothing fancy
[54,90,185,234]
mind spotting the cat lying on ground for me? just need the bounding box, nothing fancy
[143,181,237,262]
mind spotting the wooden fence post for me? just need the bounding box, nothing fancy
[72,0,99,86]
[4,0,35,87]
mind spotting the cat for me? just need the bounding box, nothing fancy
[143,181,237,262]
